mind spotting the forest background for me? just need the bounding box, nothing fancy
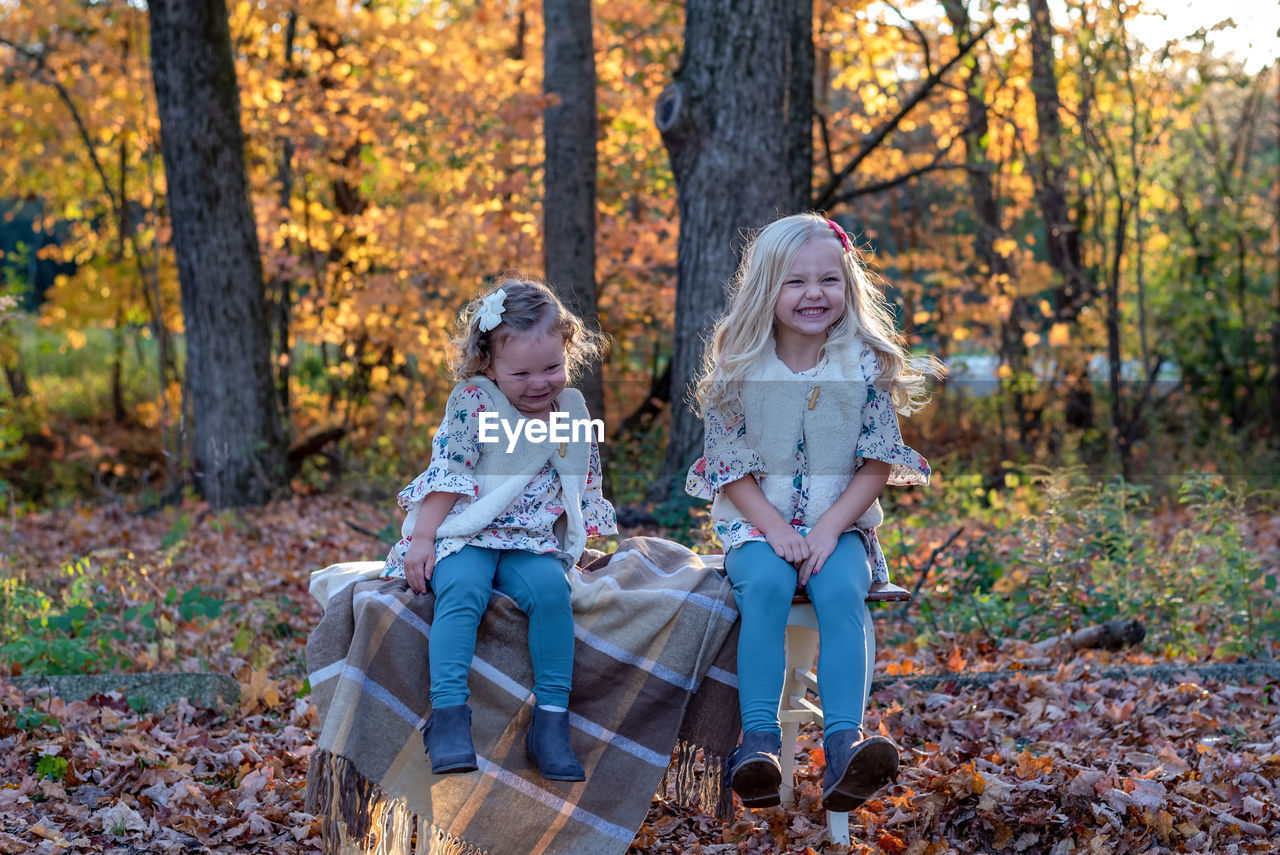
[1,0,1279,853]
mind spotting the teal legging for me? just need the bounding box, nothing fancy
[428,546,574,708]
[724,532,876,739]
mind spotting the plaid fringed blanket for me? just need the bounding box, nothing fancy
[304,537,742,855]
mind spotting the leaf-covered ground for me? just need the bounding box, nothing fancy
[1,495,1277,853]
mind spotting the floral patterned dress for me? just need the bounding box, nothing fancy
[685,345,930,583]
[383,384,617,578]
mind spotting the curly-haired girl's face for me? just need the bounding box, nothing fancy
[487,328,567,419]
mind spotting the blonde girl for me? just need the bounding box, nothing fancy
[384,277,616,781]
[686,213,939,811]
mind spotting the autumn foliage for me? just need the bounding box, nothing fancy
[1,0,1277,503]
[1,0,1279,852]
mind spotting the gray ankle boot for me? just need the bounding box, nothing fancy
[423,704,478,774]
[727,730,783,808]
[821,729,898,811]
[526,707,585,781]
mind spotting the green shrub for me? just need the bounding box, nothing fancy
[0,556,224,676]
[910,467,1277,659]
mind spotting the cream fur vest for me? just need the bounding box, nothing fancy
[401,377,593,567]
[711,341,884,531]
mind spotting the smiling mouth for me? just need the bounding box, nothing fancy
[797,307,828,317]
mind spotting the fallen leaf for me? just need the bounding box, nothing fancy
[27,825,71,848]
[95,801,148,835]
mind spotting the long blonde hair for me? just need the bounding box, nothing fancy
[692,212,941,415]
[451,275,607,383]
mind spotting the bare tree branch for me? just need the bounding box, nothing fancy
[828,116,985,204]
[814,20,995,210]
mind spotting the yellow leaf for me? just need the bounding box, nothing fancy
[952,326,970,342]
[1049,323,1070,346]
[993,238,1018,257]
[29,824,71,847]
[913,310,931,325]
[1023,331,1040,348]
[238,667,281,711]
[1015,749,1053,779]
[997,364,1012,379]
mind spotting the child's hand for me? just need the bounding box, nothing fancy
[403,537,437,594]
[764,524,810,567]
[798,524,840,587]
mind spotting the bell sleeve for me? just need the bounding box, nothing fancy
[856,348,931,487]
[395,383,492,511]
[581,439,618,538]
[685,398,766,500]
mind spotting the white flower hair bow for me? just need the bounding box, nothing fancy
[474,289,507,332]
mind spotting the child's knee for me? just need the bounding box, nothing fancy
[432,571,492,609]
[734,573,798,618]
[523,578,572,613]
[498,566,570,614]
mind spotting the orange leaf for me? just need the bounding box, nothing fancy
[1015,749,1053,779]
[878,831,907,853]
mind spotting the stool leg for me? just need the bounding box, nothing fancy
[780,617,820,808]
[827,809,850,845]
[779,719,799,806]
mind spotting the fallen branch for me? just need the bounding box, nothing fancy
[870,660,1280,695]
[1032,619,1146,654]
[287,426,347,475]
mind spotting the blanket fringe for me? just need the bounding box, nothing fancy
[667,740,732,821]
[306,749,493,855]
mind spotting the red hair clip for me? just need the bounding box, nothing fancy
[826,219,853,254]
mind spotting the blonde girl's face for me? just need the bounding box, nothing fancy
[487,327,567,419]
[773,237,847,347]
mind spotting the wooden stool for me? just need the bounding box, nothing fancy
[779,581,910,845]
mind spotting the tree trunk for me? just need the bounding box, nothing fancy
[2,364,28,400]
[1105,199,1132,479]
[943,0,1036,447]
[111,310,127,423]
[652,0,794,500]
[786,0,814,214]
[543,0,605,422]
[273,10,298,436]
[113,112,130,425]
[1272,62,1280,440]
[1027,0,1094,430]
[149,0,286,508]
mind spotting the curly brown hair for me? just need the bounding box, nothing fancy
[450,275,608,383]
